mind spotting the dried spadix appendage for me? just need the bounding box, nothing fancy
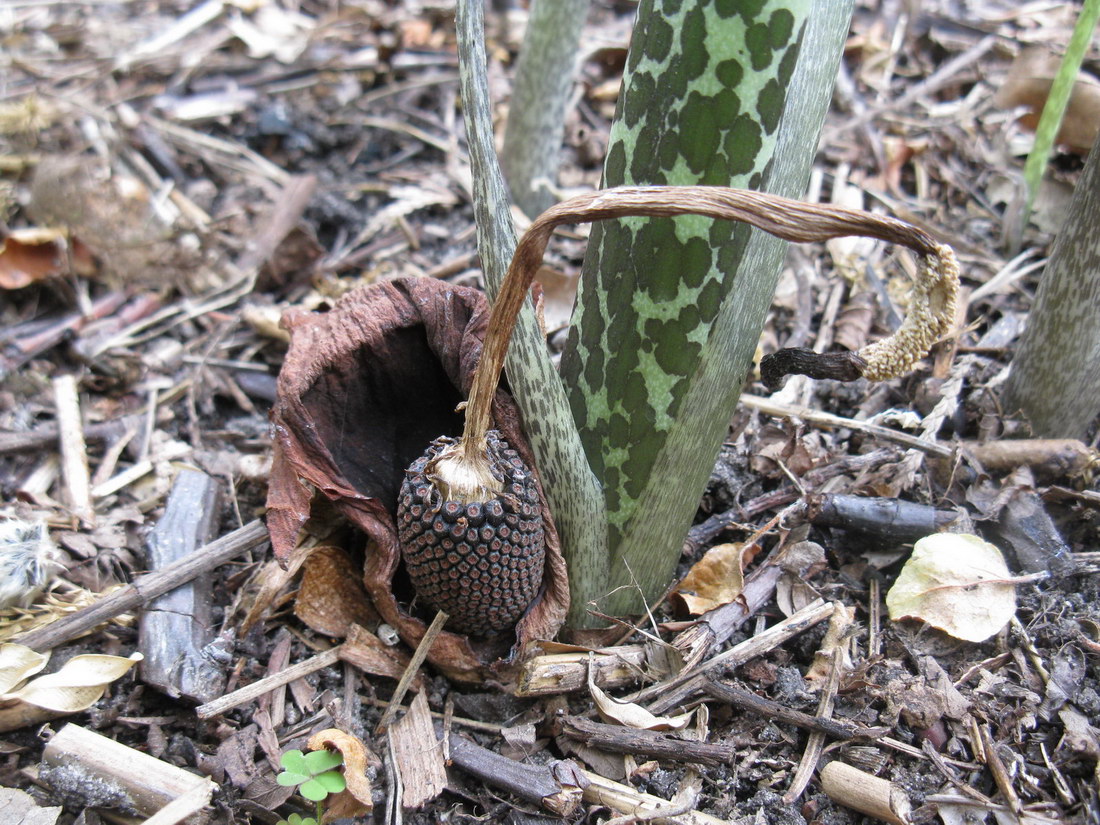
[395,185,959,634]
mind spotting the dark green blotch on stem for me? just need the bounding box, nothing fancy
[680,91,722,174]
[643,15,674,63]
[745,23,774,71]
[768,8,794,47]
[716,58,745,92]
[756,78,784,134]
[724,114,763,175]
[680,7,710,80]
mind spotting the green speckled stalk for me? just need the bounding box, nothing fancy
[456,0,609,628]
[560,0,841,617]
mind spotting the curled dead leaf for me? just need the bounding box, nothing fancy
[588,655,691,731]
[995,46,1100,153]
[0,644,50,693]
[0,228,96,289]
[0,650,141,712]
[306,727,379,819]
[267,277,568,683]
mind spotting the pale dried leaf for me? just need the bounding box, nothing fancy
[995,46,1100,153]
[0,787,61,825]
[588,659,691,731]
[886,534,1017,643]
[2,652,141,712]
[0,645,49,694]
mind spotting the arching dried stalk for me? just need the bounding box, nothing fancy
[401,184,958,632]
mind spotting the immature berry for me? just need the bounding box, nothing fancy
[397,430,545,636]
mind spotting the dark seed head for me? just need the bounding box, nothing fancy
[395,430,546,636]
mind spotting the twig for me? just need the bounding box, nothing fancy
[640,600,834,715]
[15,519,269,652]
[560,716,736,767]
[376,610,448,733]
[195,646,342,719]
[739,394,954,457]
[977,723,1024,815]
[0,417,135,456]
[701,679,883,742]
[445,728,584,816]
[53,375,94,526]
[819,761,912,825]
[784,646,844,804]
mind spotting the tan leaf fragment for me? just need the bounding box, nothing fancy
[995,46,1100,153]
[886,533,1017,643]
[672,542,745,616]
[294,546,379,638]
[805,602,855,684]
[0,228,96,289]
[1,652,141,712]
[306,727,379,820]
[0,644,49,694]
[588,657,691,731]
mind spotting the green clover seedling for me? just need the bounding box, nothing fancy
[276,748,346,825]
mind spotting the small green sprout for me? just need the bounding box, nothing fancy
[275,748,346,825]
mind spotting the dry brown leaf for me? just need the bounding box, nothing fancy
[995,46,1100,153]
[672,542,745,616]
[886,534,1017,643]
[294,546,379,638]
[306,727,379,820]
[0,228,96,289]
[339,623,418,685]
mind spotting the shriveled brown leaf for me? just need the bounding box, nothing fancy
[267,277,568,683]
[339,623,418,686]
[672,543,746,616]
[0,228,96,289]
[995,46,1100,153]
[295,546,379,638]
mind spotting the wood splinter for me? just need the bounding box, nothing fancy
[819,761,912,825]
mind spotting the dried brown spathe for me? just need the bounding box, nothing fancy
[267,277,568,683]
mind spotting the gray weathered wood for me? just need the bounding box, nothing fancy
[15,519,269,652]
[139,468,225,702]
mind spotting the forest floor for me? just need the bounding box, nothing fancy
[1,1,1099,824]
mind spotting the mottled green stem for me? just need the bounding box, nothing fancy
[502,0,590,217]
[1005,126,1100,439]
[455,0,609,628]
[560,0,853,617]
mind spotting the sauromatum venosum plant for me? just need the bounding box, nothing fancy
[436,0,958,633]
